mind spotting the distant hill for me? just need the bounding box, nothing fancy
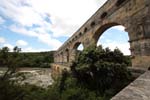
[0,51,55,68]
[18,51,55,68]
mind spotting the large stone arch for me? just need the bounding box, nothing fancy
[54,0,150,69]
[92,22,123,45]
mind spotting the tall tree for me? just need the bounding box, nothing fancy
[0,46,21,80]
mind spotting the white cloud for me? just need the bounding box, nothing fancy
[0,0,107,50]
[47,0,107,37]
[0,0,107,37]
[94,0,108,6]
[98,41,130,55]
[77,44,84,51]
[9,25,62,50]
[22,47,49,52]
[112,26,125,31]
[0,0,44,27]
[16,40,28,46]
[0,37,5,43]
[37,33,62,50]
[0,16,5,24]
[9,25,38,37]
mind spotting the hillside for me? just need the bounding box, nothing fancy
[0,51,55,68]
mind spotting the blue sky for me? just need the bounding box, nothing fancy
[0,0,130,55]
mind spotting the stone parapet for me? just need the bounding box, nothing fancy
[111,71,150,100]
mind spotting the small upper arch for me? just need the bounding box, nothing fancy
[72,41,84,51]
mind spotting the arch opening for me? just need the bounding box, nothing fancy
[73,42,84,51]
[77,44,84,51]
[71,42,84,61]
[95,24,131,56]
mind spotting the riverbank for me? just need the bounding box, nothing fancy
[0,68,53,88]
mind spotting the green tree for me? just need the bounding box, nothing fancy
[0,46,21,80]
[71,45,132,97]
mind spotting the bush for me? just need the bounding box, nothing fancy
[71,45,133,97]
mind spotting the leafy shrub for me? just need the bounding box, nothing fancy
[71,45,133,97]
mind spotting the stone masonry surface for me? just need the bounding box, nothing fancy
[111,71,150,100]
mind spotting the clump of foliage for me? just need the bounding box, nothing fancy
[0,46,21,80]
[0,46,54,68]
[18,51,54,68]
[70,45,132,97]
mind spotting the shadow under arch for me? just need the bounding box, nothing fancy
[65,48,69,63]
[72,42,84,50]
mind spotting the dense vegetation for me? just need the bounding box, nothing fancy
[0,47,54,68]
[0,46,133,100]
[18,51,54,68]
[51,45,133,100]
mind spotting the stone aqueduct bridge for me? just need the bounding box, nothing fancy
[52,0,150,74]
